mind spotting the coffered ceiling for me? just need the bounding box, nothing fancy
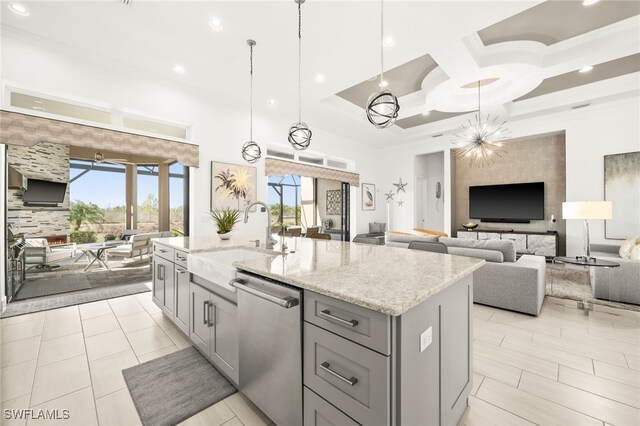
[1,1,638,148]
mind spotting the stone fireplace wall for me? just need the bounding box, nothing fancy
[7,142,70,239]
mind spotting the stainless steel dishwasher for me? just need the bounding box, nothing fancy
[231,271,302,426]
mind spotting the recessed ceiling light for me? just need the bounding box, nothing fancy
[314,74,325,83]
[267,99,278,107]
[422,111,431,116]
[383,37,394,47]
[7,3,29,16]
[173,64,186,74]
[582,0,600,5]
[208,18,223,31]
[579,65,593,73]
[379,80,389,88]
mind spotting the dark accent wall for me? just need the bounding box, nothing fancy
[453,132,566,255]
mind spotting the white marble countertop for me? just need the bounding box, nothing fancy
[152,236,262,253]
[154,236,484,316]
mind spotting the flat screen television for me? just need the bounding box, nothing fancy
[469,182,544,223]
[21,179,67,206]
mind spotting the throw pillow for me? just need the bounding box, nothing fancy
[619,235,640,259]
[630,245,640,261]
[369,222,386,234]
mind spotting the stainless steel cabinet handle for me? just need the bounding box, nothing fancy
[203,301,209,325]
[176,268,187,274]
[208,303,215,327]
[230,279,299,309]
[176,255,187,261]
[159,249,168,253]
[319,310,359,327]
[319,362,358,386]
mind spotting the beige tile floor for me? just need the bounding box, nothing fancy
[1,288,639,426]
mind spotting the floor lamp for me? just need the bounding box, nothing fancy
[562,201,613,261]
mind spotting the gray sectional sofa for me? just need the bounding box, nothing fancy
[589,243,640,306]
[386,233,547,315]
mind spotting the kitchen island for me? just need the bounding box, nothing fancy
[152,236,484,426]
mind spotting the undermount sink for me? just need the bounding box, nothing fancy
[187,249,274,292]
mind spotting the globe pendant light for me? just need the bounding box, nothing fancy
[288,0,312,150]
[241,39,262,164]
[366,0,400,129]
[454,80,508,168]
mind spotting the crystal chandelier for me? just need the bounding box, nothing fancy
[288,0,312,150]
[241,39,261,164]
[454,81,508,167]
[366,0,399,129]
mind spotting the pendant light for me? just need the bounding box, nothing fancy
[241,39,261,164]
[454,80,509,167]
[366,0,400,129]
[288,0,312,150]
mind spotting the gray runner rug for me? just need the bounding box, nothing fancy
[123,347,237,426]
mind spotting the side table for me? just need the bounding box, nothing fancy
[552,256,620,315]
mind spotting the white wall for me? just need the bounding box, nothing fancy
[0,37,386,241]
[380,98,640,256]
[1,145,6,312]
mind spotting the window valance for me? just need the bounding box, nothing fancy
[265,157,359,186]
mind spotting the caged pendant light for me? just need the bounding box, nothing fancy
[453,80,509,167]
[288,0,312,150]
[366,0,400,129]
[241,39,261,164]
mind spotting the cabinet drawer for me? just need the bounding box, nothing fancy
[304,322,389,426]
[501,233,527,253]
[154,244,174,261]
[527,235,557,256]
[304,387,360,426]
[478,232,500,241]
[174,249,188,268]
[457,231,477,240]
[304,291,390,355]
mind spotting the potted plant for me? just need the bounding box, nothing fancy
[209,209,241,240]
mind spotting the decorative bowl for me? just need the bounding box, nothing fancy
[461,223,478,230]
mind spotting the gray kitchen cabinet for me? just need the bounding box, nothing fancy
[152,258,164,308]
[210,294,239,384]
[303,387,360,426]
[174,265,190,335]
[189,281,239,385]
[156,256,174,317]
[190,282,212,356]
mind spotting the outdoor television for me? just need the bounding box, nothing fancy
[21,178,67,206]
[469,182,544,223]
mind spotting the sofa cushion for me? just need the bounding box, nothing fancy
[448,247,504,263]
[369,222,387,234]
[440,237,517,263]
[620,235,640,259]
[385,233,438,244]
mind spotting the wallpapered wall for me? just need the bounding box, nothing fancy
[7,142,71,238]
[316,178,343,230]
[453,132,567,255]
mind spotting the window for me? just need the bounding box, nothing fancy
[11,92,111,124]
[138,165,159,233]
[123,115,188,140]
[268,175,302,227]
[267,148,295,160]
[327,159,348,170]
[298,155,324,165]
[170,162,186,235]
[69,159,126,242]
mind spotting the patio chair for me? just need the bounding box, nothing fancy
[310,233,331,240]
[105,233,150,263]
[24,238,76,270]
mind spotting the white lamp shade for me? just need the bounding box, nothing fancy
[562,201,613,220]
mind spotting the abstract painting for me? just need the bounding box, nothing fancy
[211,161,257,212]
[326,189,342,215]
[362,183,376,210]
[604,151,640,239]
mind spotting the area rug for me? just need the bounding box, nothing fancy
[14,275,91,300]
[123,347,237,426]
[546,263,640,312]
[1,283,150,318]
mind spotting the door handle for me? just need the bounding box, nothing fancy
[203,301,209,325]
[208,303,215,327]
[229,279,299,309]
[319,362,358,386]
[319,310,359,327]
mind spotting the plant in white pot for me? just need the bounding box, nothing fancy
[209,209,241,240]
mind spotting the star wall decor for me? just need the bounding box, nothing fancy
[384,191,395,201]
[397,200,404,207]
[393,178,407,194]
